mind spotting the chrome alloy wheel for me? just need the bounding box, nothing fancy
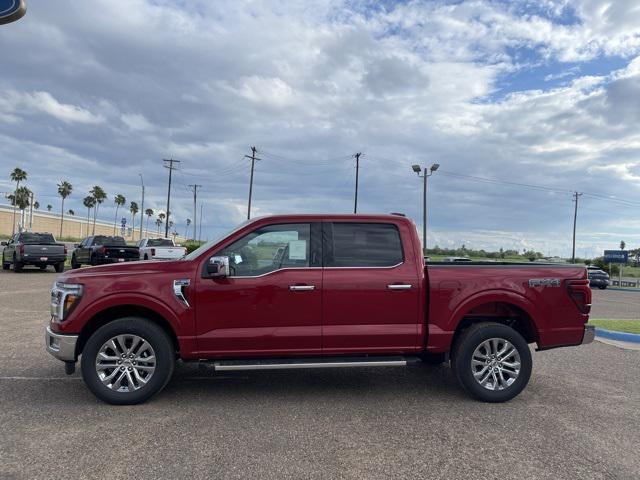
[471,338,521,391]
[95,335,156,392]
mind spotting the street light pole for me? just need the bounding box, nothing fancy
[412,163,439,255]
[139,173,145,241]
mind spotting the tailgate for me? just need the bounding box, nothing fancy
[105,247,139,259]
[24,245,64,256]
[154,247,186,258]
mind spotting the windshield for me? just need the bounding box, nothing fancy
[147,239,174,247]
[21,233,56,244]
[183,220,253,261]
[93,236,126,246]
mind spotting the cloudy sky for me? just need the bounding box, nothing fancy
[2,0,640,257]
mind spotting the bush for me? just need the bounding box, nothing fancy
[183,242,205,254]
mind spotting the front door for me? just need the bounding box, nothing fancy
[195,222,323,357]
[321,221,421,354]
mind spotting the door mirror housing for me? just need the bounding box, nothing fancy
[0,241,7,246]
[207,256,230,278]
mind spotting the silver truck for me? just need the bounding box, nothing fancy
[2,232,66,272]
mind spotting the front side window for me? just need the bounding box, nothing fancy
[327,222,403,267]
[216,223,311,277]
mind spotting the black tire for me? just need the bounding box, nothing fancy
[144,254,149,260]
[451,322,532,403]
[39,264,47,271]
[598,286,607,290]
[54,261,65,273]
[12,255,23,272]
[2,253,9,270]
[70,254,80,269]
[81,317,175,405]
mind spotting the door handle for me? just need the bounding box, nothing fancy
[289,285,315,291]
[387,284,412,290]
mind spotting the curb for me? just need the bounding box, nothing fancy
[605,287,640,292]
[594,327,640,344]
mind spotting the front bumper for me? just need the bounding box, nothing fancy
[45,326,78,361]
[582,324,595,345]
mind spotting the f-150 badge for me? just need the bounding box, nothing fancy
[528,278,560,287]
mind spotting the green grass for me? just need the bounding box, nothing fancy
[588,319,640,334]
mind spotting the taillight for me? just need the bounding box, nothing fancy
[151,248,156,256]
[63,245,67,254]
[567,279,591,314]
[99,246,106,254]
[19,244,25,254]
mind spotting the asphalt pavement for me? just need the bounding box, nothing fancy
[0,267,639,480]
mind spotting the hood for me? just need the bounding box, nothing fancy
[59,259,194,283]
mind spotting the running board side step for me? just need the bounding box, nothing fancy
[211,356,421,371]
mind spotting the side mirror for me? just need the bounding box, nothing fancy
[74,244,81,248]
[0,241,7,246]
[207,256,230,278]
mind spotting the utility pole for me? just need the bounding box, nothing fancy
[139,173,145,240]
[188,184,201,240]
[571,191,582,263]
[353,152,362,214]
[29,191,34,229]
[199,203,203,242]
[244,146,261,219]
[163,158,180,238]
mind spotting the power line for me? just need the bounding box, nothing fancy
[163,158,180,238]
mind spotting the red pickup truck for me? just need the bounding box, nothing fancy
[45,214,594,405]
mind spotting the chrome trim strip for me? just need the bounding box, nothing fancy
[324,262,404,270]
[45,327,78,362]
[387,284,412,290]
[214,360,407,371]
[173,279,191,308]
[227,267,322,279]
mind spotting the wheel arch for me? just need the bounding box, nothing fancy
[77,304,180,357]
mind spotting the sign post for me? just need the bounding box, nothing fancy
[604,250,628,287]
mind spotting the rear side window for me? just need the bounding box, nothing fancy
[326,223,403,267]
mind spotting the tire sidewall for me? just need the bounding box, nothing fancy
[81,318,174,405]
[454,324,532,403]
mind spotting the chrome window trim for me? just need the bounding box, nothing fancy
[227,266,322,279]
[323,261,404,270]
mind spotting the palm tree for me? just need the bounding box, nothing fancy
[186,218,191,239]
[33,201,40,210]
[83,195,96,236]
[155,217,162,236]
[129,201,139,239]
[9,167,27,235]
[113,194,126,235]
[68,209,75,216]
[57,180,73,238]
[145,208,154,236]
[90,185,107,234]
[14,186,31,230]
[46,204,52,212]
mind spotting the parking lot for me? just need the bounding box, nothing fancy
[0,268,639,480]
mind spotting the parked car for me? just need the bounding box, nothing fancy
[137,238,186,260]
[442,256,473,262]
[70,235,139,268]
[2,232,66,272]
[45,214,593,405]
[588,269,609,289]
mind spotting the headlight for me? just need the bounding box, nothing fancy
[51,282,83,321]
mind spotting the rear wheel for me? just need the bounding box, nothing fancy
[452,322,532,403]
[12,255,23,272]
[598,286,607,290]
[54,261,65,273]
[81,318,175,405]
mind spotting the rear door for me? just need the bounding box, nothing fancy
[76,237,92,263]
[321,221,421,354]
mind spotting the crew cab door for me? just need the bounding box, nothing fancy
[75,237,91,263]
[321,221,421,354]
[195,222,323,356]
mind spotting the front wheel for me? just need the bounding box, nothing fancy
[2,254,9,270]
[81,318,175,405]
[70,254,80,269]
[452,322,532,403]
[598,286,607,290]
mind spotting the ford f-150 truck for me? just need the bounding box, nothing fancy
[70,235,139,268]
[2,232,66,272]
[45,214,594,405]
[137,238,187,260]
